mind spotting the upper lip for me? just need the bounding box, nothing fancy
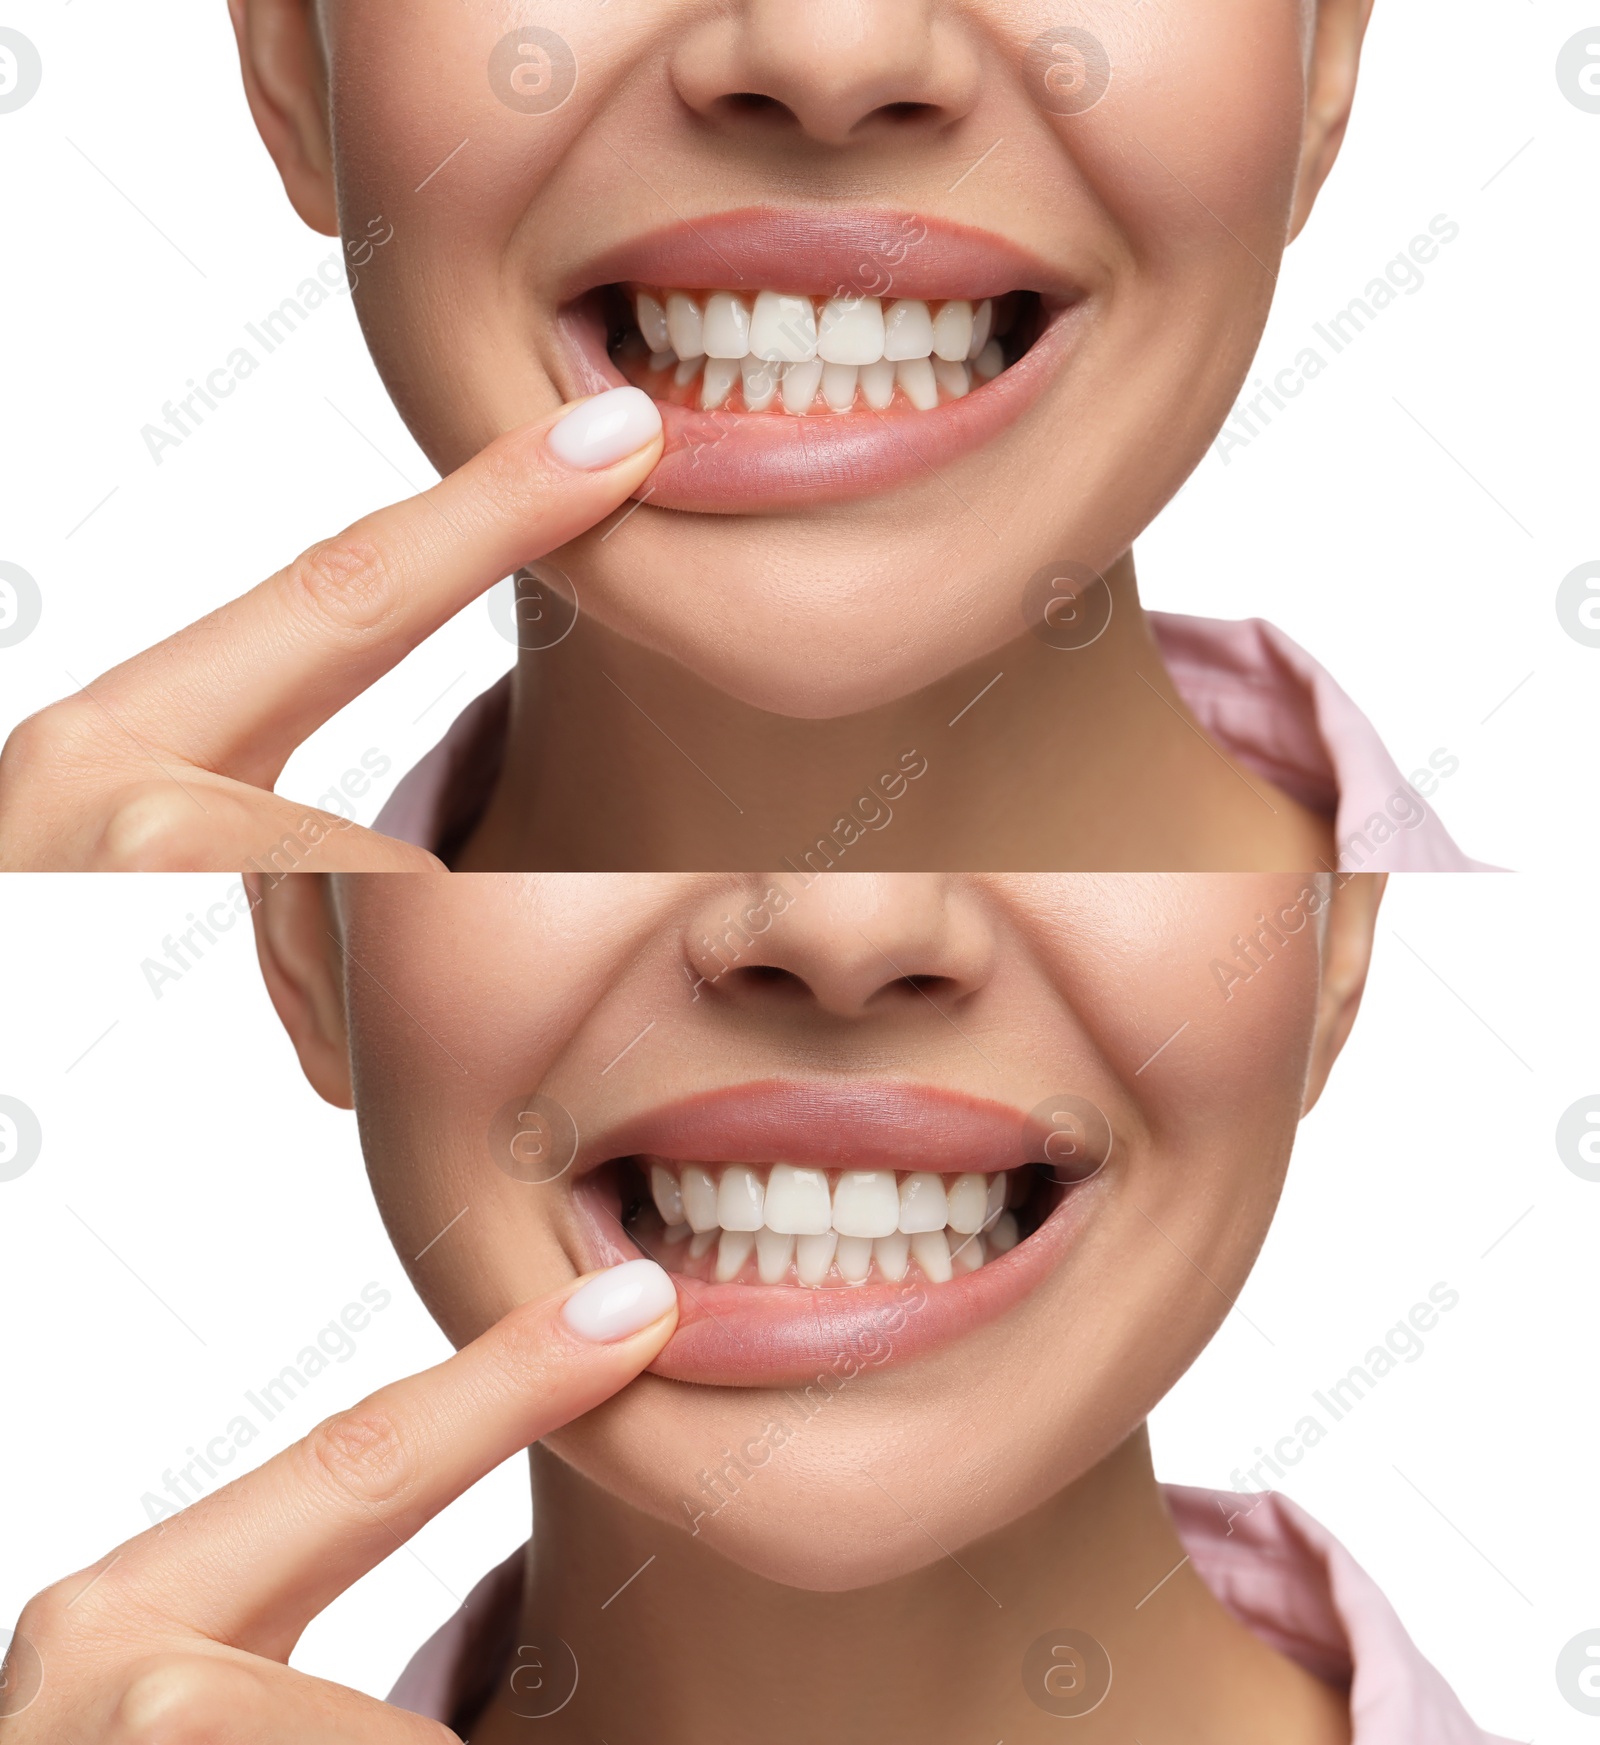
[560,205,1081,304]
[581,1078,1036,1175]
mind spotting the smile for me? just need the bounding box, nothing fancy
[570,1080,1106,1386]
[554,208,1089,512]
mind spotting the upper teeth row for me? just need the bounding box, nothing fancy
[634,288,998,368]
[651,1162,1008,1239]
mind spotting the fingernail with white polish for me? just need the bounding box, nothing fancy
[546,387,662,470]
[561,1259,677,1342]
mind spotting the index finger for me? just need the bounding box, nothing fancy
[86,1260,677,1658]
[92,389,663,789]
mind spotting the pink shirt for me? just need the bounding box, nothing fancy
[374,613,1491,870]
[385,1485,1510,1741]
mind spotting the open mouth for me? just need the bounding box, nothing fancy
[606,286,1043,416]
[619,1156,1045,1285]
[568,1080,1105,1386]
[551,209,1088,511]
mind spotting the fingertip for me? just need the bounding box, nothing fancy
[560,1258,679,1344]
[546,387,663,472]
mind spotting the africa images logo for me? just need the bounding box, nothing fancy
[489,27,578,114]
[0,29,43,115]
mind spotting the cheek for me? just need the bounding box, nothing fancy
[1018,874,1324,1320]
[334,879,679,1340]
[1093,881,1324,1189]
[1068,1,1309,256]
[1017,875,1324,1091]
[319,5,600,457]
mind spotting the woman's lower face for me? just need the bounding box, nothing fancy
[322,0,1312,715]
[331,872,1337,1589]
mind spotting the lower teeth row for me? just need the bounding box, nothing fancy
[626,345,1006,415]
[656,1215,1020,1287]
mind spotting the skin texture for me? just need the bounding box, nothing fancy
[0,0,1376,872]
[240,869,1384,1742]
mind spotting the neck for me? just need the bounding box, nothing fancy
[468,1426,1349,1745]
[456,555,1335,871]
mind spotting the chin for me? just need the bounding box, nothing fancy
[577,529,1027,720]
[547,1430,998,1598]
[549,1349,1099,1593]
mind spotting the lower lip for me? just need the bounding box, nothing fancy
[559,304,1087,515]
[579,1178,1098,1387]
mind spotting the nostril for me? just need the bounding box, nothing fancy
[891,973,958,1001]
[877,101,936,122]
[735,964,810,994]
[721,91,792,119]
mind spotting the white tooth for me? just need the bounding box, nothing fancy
[967,298,993,359]
[689,1228,718,1259]
[835,1233,874,1282]
[701,356,739,410]
[972,339,1004,381]
[898,1172,950,1234]
[674,356,703,388]
[780,357,824,415]
[882,299,935,360]
[796,1230,838,1286]
[717,1163,766,1231]
[650,1165,685,1226]
[741,354,779,412]
[756,1226,796,1284]
[859,357,896,411]
[764,1163,833,1234]
[983,1173,1006,1229]
[635,291,671,354]
[821,362,858,412]
[749,289,818,362]
[933,358,970,400]
[873,1231,910,1281]
[702,291,752,359]
[648,349,677,372]
[832,1170,901,1238]
[662,1221,690,1245]
[950,1230,986,1275]
[817,295,886,365]
[932,299,974,362]
[989,1211,1019,1253]
[895,356,938,412]
[681,1164,720,1233]
[911,1228,952,1284]
[946,1173,988,1235]
[715,1227,757,1282]
[665,292,705,359]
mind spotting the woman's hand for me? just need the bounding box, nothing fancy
[0,390,663,870]
[0,1259,678,1743]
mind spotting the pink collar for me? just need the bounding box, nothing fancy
[385,1485,1509,1741]
[375,612,1491,869]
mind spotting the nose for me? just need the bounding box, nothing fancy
[683,875,996,1019]
[670,0,981,147]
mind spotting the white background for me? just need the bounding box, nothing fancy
[0,2,1597,867]
[0,874,1592,1742]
